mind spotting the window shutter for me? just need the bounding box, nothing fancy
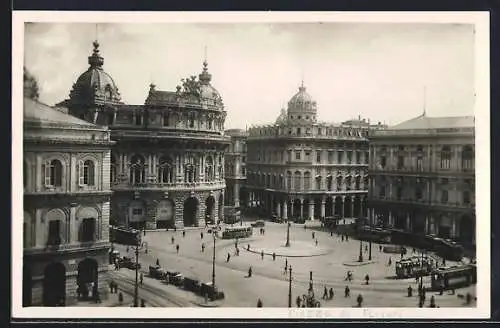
[89,161,95,186]
[44,160,51,186]
[78,160,84,186]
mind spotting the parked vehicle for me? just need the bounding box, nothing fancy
[183,277,202,293]
[200,282,225,300]
[168,272,184,286]
[149,265,167,280]
[271,215,284,223]
[222,227,253,239]
[251,220,265,228]
[109,249,120,265]
[118,256,141,270]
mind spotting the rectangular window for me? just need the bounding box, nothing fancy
[396,187,402,200]
[463,191,471,205]
[48,220,61,245]
[356,152,361,164]
[397,156,404,170]
[135,114,142,126]
[415,188,423,200]
[328,151,334,163]
[241,167,246,176]
[441,190,448,203]
[132,208,143,215]
[242,156,246,163]
[379,186,386,199]
[295,151,301,160]
[316,152,321,163]
[380,156,387,168]
[416,156,423,171]
[305,152,311,161]
[163,114,170,126]
[337,151,343,164]
[346,152,352,163]
[297,127,301,134]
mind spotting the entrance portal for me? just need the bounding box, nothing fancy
[77,258,99,301]
[156,199,175,229]
[43,262,66,306]
[325,197,334,217]
[183,197,199,227]
[205,196,215,224]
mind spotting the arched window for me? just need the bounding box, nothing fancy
[205,156,214,181]
[79,218,96,242]
[315,176,322,190]
[462,146,473,170]
[294,171,301,191]
[129,155,146,184]
[326,175,333,191]
[336,176,342,191]
[158,156,174,184]
[345,176,352,190]
[47,220,62,245]
[44,159,63,187]
[355,176,361,190]
[303,172,311,190]
[184,156,196,183]
[440,146,451,169]
[188,114,195,128]
[78,160,95,186]
[286,171,292,190]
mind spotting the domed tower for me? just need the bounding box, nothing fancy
[286,81,317,123]
[60,40,123,125]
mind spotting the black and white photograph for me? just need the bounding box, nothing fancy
[12,11,490,319]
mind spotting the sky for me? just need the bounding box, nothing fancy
[24,22,475,129]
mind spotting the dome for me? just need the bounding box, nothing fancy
[287,82,317,114]
[68,41,122,106]
[198,60,223,107]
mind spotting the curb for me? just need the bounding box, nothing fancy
[245,248,331,258]
[343,261,378,267]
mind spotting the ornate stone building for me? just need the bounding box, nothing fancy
[367,114,475,247]
[58,41,230,230]
[23,97,114,306]
[224,129,249,217]
[246,82,385,221]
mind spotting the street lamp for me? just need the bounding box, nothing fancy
[133,243,140,307]
[368,215,373,261]
[358,238,363,262]
[285,222,291,247]
[288,266,293,308]
[211,231,217,301]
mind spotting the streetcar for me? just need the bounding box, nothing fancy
[430,264,477,290]
[221,226,253,239]
[356,226,392,243]
[110,225,142,246]
[395,255,434,278]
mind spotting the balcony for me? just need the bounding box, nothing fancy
[24,240,110,256]
[112,180,226,191]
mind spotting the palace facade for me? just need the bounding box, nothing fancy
[367,114,475,247]
[23,97,114,306]
[224,129,249,217]
[58,41,230,230]
[246,83,386,221]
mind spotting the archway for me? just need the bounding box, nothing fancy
[239,186,248,208]
[43,262,66,306]
[343,196,352,218]
[334,196,343,217]
[77,258,98,301]
[394,212,406,230]
[362,196,368,218]
[218,195,224,221]
[23,265,32,307]
[292,199,302,219]
[325,197,334,217]
[314,197,322,219]
[184,197,199,227]
[412,212,426,234]
[156,199,175,229]
[272,197,279,216]
[438,215,452,239]
[353,196,361,219]
[205,196,215,224]
[459,215,475,244]
[128,200,145,230]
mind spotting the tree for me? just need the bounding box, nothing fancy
[23,67,40,100]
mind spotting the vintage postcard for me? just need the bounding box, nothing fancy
[12,11,490,319]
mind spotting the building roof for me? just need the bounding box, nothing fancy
[390,114,475,130]
[23,97,98,128]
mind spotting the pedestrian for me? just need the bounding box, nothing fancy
[304,224,307,230]
[407,285,413,297]
[126,246,129,253]
[344,286,350,297]
[201,243,205,252]
[176,244,180,253]
[330,231,333,237]
[109,280,114,293]
[272,252,276,261]
[156,258,160,266]
[341,235,344,242]
[235,239,238,249]
[284,265,287,274]
[261,250,264,260]
[118,292,124,304]
[365,274,370,285]
[312,232,315,239]
[257,298,263,307]
[141,299,146,307]
[442,258,446,266]
[379,245,382,252]
[296,296,302,308]
[200,231,204,239]
[171,236,175,244]
[388,257,392,266]
[430,295,436,308]
[346,235,349,241]
[183,230,186,238]
[357,294,363,307]
[323,286,328,300]
[248,266,253,278]
[329,287,334,300]
[315,239,318,246]
[285,258,288,268]
[466,292,472,305]
[140,272,143,285]
[236,247,240,256]
[247,244,250,251]
[174,226,177,232]
[227,253,231,262]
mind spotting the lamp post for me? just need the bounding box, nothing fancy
[368,214,373,261]
[288,266,293,308]
[133,243,139,307]
[358,238,363,262]
[211,232,216,301]
[285,222,291,247]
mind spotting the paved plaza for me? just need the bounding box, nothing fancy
[111,218,476,308]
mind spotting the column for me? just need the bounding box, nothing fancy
[388,211,393,227]
[451,217,457,238]
[371,208,375,226]
[341,196,345,218]
[359,201,364,218]
[234,183,240,208]
[299,199,304,219]
[320,199,326,218]
[276,201,281,218]
[351,200,354,219]
[309,200,314,221]
[406,213,411,232]
[283,200,288,220]
[331,199,335,217]
[425,216,429,235]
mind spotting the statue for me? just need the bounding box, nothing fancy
[181,75,201,97]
